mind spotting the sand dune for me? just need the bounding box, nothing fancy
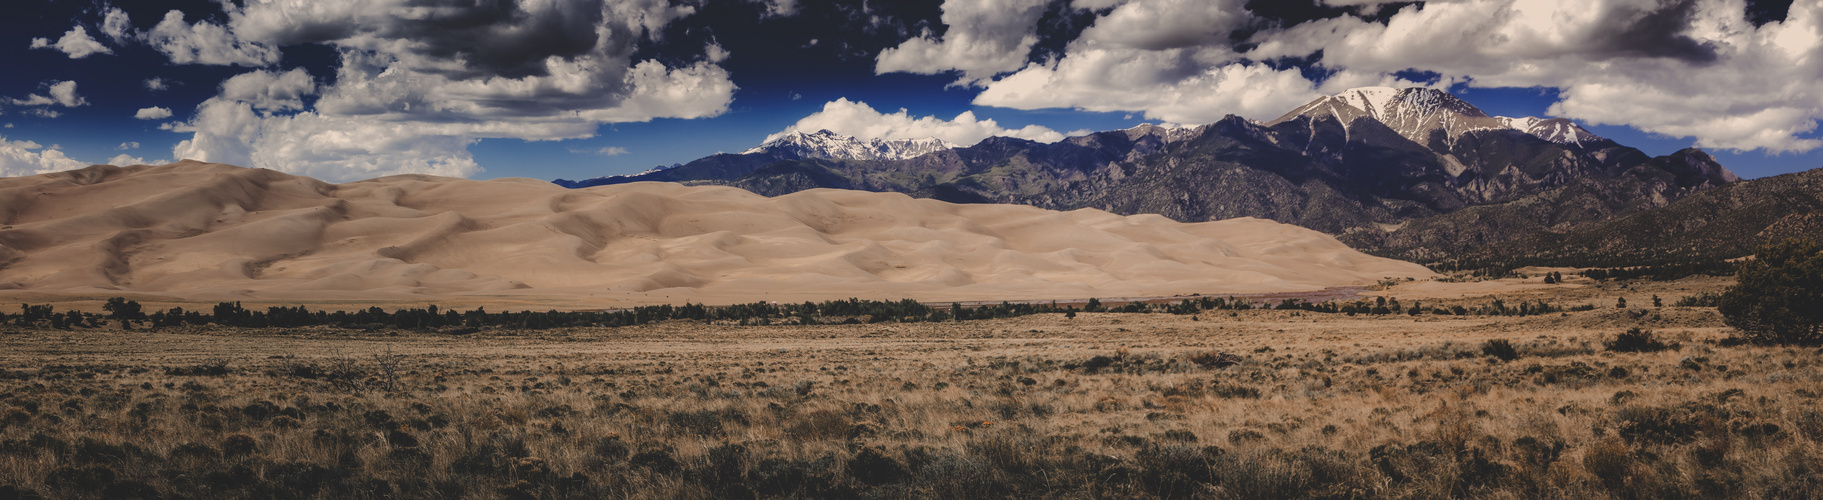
[0,161,1435,306]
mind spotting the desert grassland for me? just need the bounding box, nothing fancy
[0,280,1820,499]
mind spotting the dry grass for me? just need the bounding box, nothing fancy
[0,285,1819,498]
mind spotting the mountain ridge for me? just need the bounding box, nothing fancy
[742,129,961,161]
[555,87,1741,265]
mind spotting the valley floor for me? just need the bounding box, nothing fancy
[0,277,1817,499]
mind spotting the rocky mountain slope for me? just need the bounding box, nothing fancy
[556,87,1739,264]
[1450,167,1823,269]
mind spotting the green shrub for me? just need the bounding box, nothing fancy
[1718,238,1823,345]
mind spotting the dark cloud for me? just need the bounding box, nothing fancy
[1028,0,1103,64]
[1587,0,1717,64]
[640,0,943,72]
[1252,51,1333,85]
[260,0,610,79]
[1242,0,1416,28]
[1746,0,1794,27]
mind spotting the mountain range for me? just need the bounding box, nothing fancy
[554,87,1742,266]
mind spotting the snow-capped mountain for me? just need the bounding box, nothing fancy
[1269,86,1610,148]
[743,130,960,161]
[1118,123,1204,144]
[1495,116,1605,147]
[1268,87,1506,145]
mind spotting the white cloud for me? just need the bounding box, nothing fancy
[10,95,54,107]
[9,81,88,113]
[571,146,631,156]
[135,107,173,120]
[101,7,133,42]
[1241,0,1823,152]
[875,0,1053,85]
[1079,0,1248,51]
[105,154,151,166]
[47,81,86,108]
[962,0,1326,123]
[0,135,88,177]
[118,142,140,150]
[145,10,281,66]
[30,26,113,59]
[144,78,169,91]
[925,0,1823,153]
[977,58,1324,125]
[220,69,315,112]
[768,98,1068,146]
[148,0,736,182]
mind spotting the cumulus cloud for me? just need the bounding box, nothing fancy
[875,0,1054,85]
[128,0,737,181]
[769,98,1069,146]
[135,107,173,120]
[963,0,1327,123]
[30,26,113,59]
[118,142,140,150]
[105,154,151,166]
[219,69,316,112]
[144,78,169,91]
[46,81,86,108]
[1243,0,1823,152]
[904,0,1823,153]
[101,7,133,42]
[0,135,88,177]
[145,10,282,66]
[10,81,88,111]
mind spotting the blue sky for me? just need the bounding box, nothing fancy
[1,0,1817,182]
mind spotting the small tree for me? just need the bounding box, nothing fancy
[1616,297,1627,309]
[1719,238,1823,345]
[103,297,143,329]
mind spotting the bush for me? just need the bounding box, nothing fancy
[1718,238,1823,345]
[1480,339,1520,361]
[1605,328,1676,353]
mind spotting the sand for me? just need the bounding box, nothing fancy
[0,161,1435,308]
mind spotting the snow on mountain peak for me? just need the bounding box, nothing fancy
[1495,116,1605,146]
[1332,87,1401,117]
[744,129,960,161]
[1271,87,1613,148]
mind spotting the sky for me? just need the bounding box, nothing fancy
[0,0,1818,183]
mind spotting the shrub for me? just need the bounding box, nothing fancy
[1480,339,1520,361]
[630,447,681,474]
[1718,238,1823,345]
[1188,351,1242,368]
[1606,328,1677,353]
[846,448,908,485]
[221,434,259,458]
